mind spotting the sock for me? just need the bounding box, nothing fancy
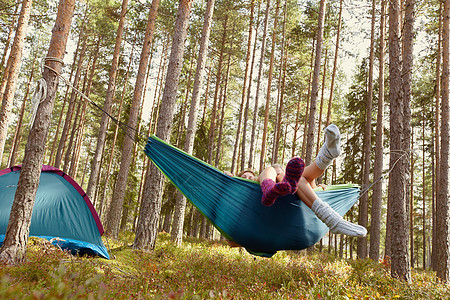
[316,124,341,170]
[311,198,367,237]
[261,178,291,206]
[282,157,305,193]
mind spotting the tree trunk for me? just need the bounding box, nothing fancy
[0,0,75,264]
[232,0,254,173]
[436,0,450,282]
[433,0,443,272]
[171,0,215,245]
[249,0,270,171]
[133,0,193,250]
[304,0,326,165]
[0,4,19,75]
[326,0,342,126]
[272,0,287,165]
[54,33,88,169]
[0,0,32,166]
[106,0,160,238]
[260,0,280,171]
[369,0,386,261]
[388,0,411,282]
[85,0,129,201]
[209,16,228,166]
[358,0,376,259]
[9,55,37,167]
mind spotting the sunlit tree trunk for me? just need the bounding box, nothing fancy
[54,33,88,169]
[432,1,443,272]
[0,4,19,75]
[358,0,376,259]
[369,0,386,261]
[305,0,326,165]
[260,0,280,171]
[249,0,270,171]
[436,0,450,283]
[326,0,342,126]
[210,16,227,166]
[85,0,129,201]
[0,0,75,264]
[0,0,32,166]
[106,0,160,238]
[8,55,37,167]
[388,0,411,282]
[272,0,287,164]
[171,0,215,245]
[232,0,254,173]
[133,0,193,250]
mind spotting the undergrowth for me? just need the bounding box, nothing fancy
[0,234,448,299]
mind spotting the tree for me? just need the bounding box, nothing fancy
[171,0,215,245]
[388,0,411,282]
[106,0,160,238]
[0,0,32,166]
[358,0,376,260]
[369,0,386,261]
[0,0,75,264]
[85,0,130,201]
[436,0,450,282]
[304,0,326,166]
[260,0,280,170]
[133,0,194,250]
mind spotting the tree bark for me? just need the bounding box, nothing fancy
[388,0,411,282]
[249,0,270,171]
[170,0,214,244]
[106,0,160,238]
[260,0,280,171]
[133,0,193,250]
[8,55,37,167]
[432,0,443,272]
[436,0,450,282]
[0,0,33,166]
[85,0,129,201]
[358,0,376,259]
[0,0,75,264]
[369,0,386,261]
[305,0,326,165]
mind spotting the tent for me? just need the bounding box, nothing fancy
[0,165,109,259]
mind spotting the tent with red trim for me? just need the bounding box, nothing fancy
[0,165,109,259]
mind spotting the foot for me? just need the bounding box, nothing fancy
[282,157,305,193]
[316,124,341,170]
[311,198,367,237]
[328,217,367,237]
[324,124,341,158]
[261,178,291,206]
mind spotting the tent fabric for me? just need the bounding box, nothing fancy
[144,135,360,257]
[0,165,109,259]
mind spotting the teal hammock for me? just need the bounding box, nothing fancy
[144,135,359,257]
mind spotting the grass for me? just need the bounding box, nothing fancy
[0,233,448,299]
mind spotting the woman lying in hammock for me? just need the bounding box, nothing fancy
[259,124,367,238]
[228,124,366,242]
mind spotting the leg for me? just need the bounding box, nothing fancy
[260,158,305,206]
[297,125,367,237]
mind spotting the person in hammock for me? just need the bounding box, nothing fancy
[259,124,367,238]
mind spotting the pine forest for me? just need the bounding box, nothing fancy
[1,0,450,294]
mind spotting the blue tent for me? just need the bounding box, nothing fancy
[0,165,109,259]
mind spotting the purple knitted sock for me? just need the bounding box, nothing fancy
[261,178,291,206]
[282,157,305,193]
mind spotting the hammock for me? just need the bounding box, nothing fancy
[144,135,359,257]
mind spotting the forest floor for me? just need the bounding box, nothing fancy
[0,232,448,299]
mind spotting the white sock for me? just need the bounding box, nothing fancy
[315,124,341,170]
[311,198,367,237]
